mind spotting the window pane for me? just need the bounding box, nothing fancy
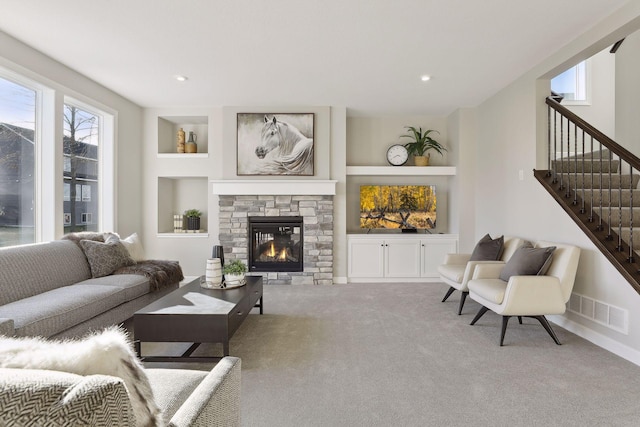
[63,104,99,233]
[0,77,36,247]
[551,61,587,102]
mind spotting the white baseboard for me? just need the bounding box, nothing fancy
[549,314,640,367]
[333,276,348,284]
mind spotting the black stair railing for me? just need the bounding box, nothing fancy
[536,95,640,294]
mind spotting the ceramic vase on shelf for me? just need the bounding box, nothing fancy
[185,131,197,153]
[177,128,186,153]
[203,258,223,289]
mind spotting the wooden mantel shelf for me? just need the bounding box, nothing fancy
[211,180,337,195]
[346,166,456,176]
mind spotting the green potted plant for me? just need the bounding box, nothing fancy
[400,126,447,166]
[223,259,247,285]
[184,209,202,231]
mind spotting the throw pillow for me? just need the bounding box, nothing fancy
[79,234,136,278]
[0,326,164,427]
[469,234,505,261]
[120,232,146,262]
[499,242,556,282]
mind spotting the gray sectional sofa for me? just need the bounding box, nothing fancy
[0,239,181,338]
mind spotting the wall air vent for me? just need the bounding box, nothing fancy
[568,293,628,334]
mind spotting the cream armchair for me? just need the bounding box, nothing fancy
[467,241,581,346]
[438,237,524,315]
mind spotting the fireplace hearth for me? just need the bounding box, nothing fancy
[248,216,303,272]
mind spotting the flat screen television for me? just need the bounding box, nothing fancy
[360,185,436,229]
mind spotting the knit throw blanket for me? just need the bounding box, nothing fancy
[62,232,184,291]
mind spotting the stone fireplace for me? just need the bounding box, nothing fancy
[213,180,336,285]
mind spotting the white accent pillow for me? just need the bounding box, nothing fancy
[121,233,146,262]
[0,327,164,427]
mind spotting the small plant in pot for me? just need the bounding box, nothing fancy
[223,260,247,285]
[401,126,447,166]
[184,209,202,231]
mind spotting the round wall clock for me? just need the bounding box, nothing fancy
[386,144,409,166]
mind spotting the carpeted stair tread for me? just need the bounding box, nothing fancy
[552,159,619,173]
[559,173,640,189]
[589,189,640,207]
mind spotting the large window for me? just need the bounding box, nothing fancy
[0,76,37,247]
[63,104,100,233]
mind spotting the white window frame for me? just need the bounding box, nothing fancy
[64,97,116,232]
[551,59,592,106]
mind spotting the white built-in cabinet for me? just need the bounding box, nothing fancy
[347,234,458,282]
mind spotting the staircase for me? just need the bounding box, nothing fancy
[534,96,640,295]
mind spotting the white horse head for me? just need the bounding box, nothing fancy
[252,115,314,175]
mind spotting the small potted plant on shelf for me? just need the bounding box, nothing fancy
[184,209,202,231]
[223,260,247,285]
[401,126,447,166]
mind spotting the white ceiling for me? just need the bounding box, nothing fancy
[0,0,628,116]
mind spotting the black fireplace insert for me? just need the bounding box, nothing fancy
[248,216,303,272]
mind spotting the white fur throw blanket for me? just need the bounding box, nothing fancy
[0,327,164,427]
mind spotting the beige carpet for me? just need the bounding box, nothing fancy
[139,282,640,427]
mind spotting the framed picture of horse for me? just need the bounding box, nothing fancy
[237,113,314,176]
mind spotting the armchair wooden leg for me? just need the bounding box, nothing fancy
[518,316,523,324]
[457,292,468,315]
[500,316,511,346]
[470,306,489,325]
[442,286,455,302]
[534,315,562,345]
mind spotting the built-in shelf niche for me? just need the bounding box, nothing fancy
[157,176,209,236]
[157,115,209,155]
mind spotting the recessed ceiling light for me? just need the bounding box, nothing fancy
[421,75,431,82]
[175,75,188,82]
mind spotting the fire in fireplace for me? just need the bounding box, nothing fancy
[248,216,303,272]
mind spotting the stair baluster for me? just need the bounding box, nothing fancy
[597,144,604,231]
[559,115,564,190]
[547,105,552,178]
[589,135,594,222]
[580,128,585,213]
[607,151,613,241]
[573,123,578,205]
[629,162,635,263]
[617,159,623,250]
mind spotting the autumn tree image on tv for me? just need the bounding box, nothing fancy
[360,185,436,229]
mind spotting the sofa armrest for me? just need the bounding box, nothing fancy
[501,276,566,316]
[0,318,15,336]
[169,357,241,427]
[462,260,506,284]
[471,263,505,280]
[443,253,471,265]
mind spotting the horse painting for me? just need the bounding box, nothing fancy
[237,113,314,175]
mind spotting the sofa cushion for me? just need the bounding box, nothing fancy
[79,236,136,278]
[468,278,507,304]
[0,368,135,426]
[146,368,209,421]
[0,240,92,306]
[499,242,556,282]
[0,284,131,337]
[78,274,150,301]
[469,234,504,261]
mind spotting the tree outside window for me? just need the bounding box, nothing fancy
[63,104,99,233]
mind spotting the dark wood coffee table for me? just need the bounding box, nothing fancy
[134,275,263,362]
